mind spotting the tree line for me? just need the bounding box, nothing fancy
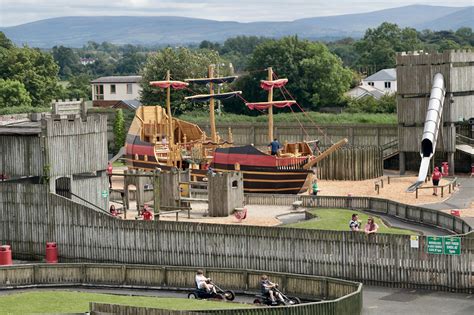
[0,23,472,114]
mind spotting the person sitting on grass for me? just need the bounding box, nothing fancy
[364,217,379,235]
[349,213,361,231]
[195,270,216,294]
[260,275,285,305]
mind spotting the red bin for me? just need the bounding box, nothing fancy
[46,242,58,264]
[0,245,12,266]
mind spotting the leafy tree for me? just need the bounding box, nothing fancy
[0,44,60,107]
[199,40,220,51]
[140,47,221,113]
[0,79,32,108]
[239,36,352,111]
[355,23,422,72]
[346,93,396,114]
[0,31,13,49]
[115,52,147,75]
[113,109,126,153]
[58,74,92,100]
[51,45,81,79]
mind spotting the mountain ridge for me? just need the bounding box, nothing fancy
[1,5,472,48]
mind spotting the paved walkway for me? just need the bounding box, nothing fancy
[1,286,471,315]
[419,177,474,228]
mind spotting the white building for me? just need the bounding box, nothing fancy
[91,76,142,108]
[345,85,385,100]
[362,68,397,93]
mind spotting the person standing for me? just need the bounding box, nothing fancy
[349,214,361,231]
[432,166,442,196]
[107,162,113,189]
[268,138,282,156]
[364,217,379,235]
[312,179,319,196]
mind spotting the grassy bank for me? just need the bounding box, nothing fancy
[285,208,417,235]
[0,291,250,314]
[178,111,397,125]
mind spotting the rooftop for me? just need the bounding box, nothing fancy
[363,68,396,82]
[91,75,142,84]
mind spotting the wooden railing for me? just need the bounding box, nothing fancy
[1,183,473,293]
[0,263,362,315]
[415,177,458,198]
[244,193,472,234]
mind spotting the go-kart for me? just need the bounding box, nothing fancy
[187,280,235,301]
[253,285,301,306]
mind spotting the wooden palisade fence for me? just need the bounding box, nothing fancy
[0,183,472,293]
[0,263,362,315]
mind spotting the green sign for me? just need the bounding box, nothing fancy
[444,237,461,255]
[426,236,443,254]
[101,190,109,198]
[426,236,461,255]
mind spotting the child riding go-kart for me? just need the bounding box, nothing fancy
[254,275,301,306]
[188,270,235,301]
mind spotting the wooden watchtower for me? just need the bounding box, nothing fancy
[396,49,474,174]
[0,114,109,209]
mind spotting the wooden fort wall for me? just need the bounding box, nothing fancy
[0,182,472,292]
[0,135,44,177]
[44,116,108,177]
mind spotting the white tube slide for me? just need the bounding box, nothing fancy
[407,73,445,192]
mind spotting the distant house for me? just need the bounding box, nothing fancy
[80,57,96,65]
[91,76,142,109]
[345,85,385,100]
[362,68,397,93]
[346,68,397,100]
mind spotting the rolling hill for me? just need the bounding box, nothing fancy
[1,5,472,48]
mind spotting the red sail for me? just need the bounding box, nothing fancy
[149,80,189,90]
[246,100,296,110]
[260,78,288,91]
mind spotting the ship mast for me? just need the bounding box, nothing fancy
[208,65,217,143]
[184,66,241,144]
[267,67,274,142]
[165,70,174,147]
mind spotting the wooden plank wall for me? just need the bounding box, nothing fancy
[204,124,397,147]
[396,50,474,153]
[0,183,472,292]
[0,263,362,315]
[45,115,108,177]
[316,146,383,180]
[0,135,44,177]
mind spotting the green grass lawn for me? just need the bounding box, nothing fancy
[285,208,418,235]
[0,291,251,314]
[178,111,397,125]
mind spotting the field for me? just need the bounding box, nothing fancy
[285,208,418,235]
[0,291,251,314]
[178,111,397,125]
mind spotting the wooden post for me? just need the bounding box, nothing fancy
[153,170,161,218]
[267,67,274,143]
[166,70,174,148]
[208,65,217,143]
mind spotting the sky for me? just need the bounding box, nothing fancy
[0,0,472,27]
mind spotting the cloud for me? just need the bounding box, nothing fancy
[0,0,472,26]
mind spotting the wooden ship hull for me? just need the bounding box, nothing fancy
[125,106,315,194]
